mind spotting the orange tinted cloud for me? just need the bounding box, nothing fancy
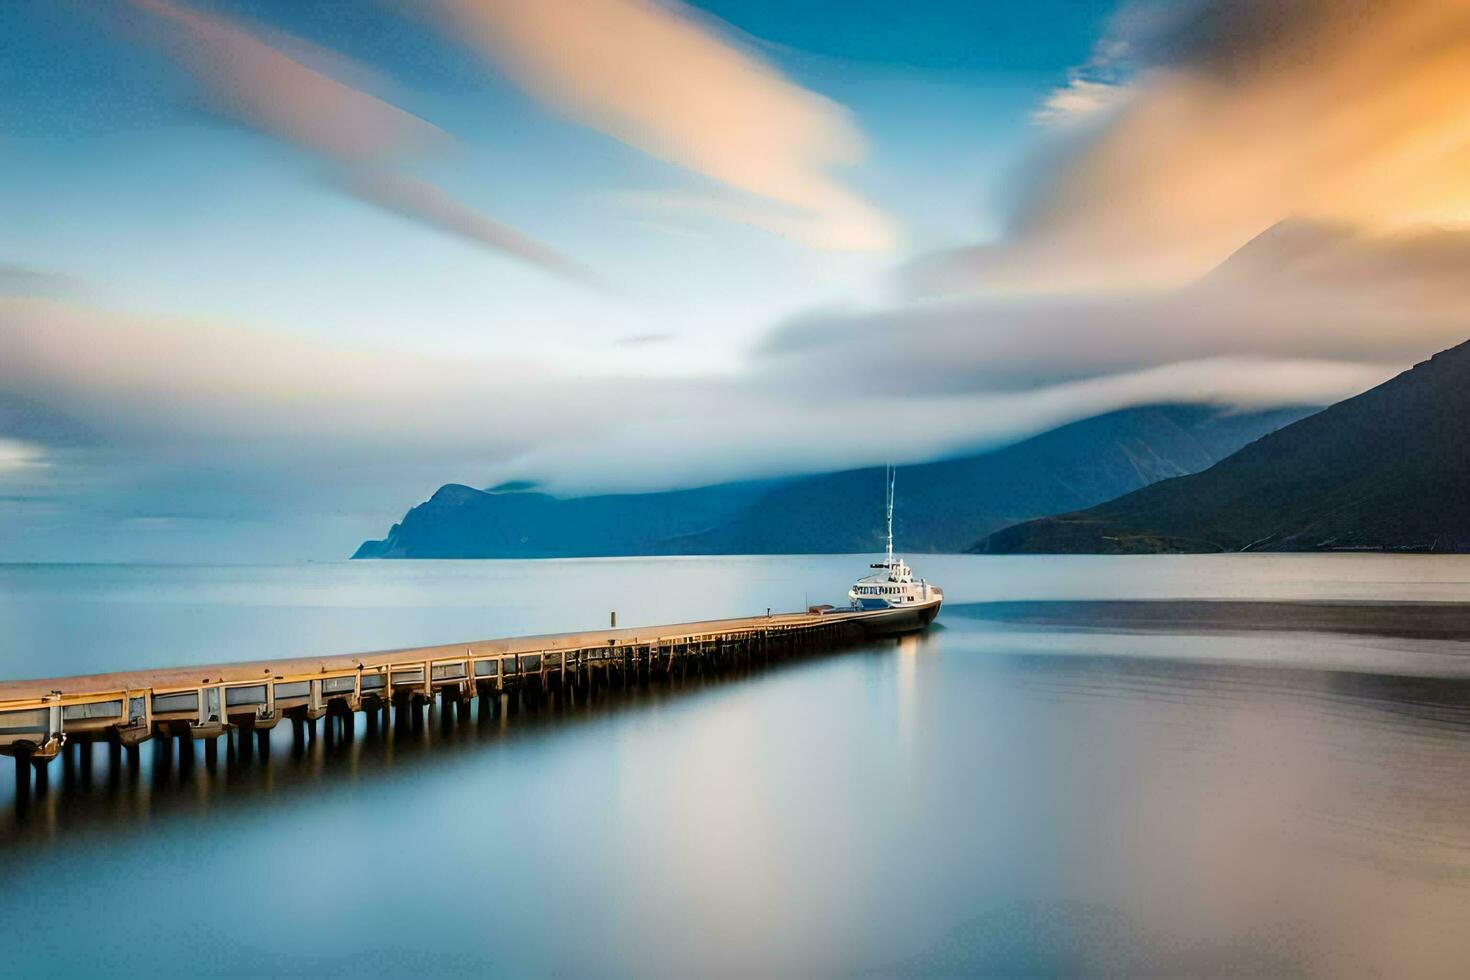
[919,0,1470,293]
[436,0,896,252]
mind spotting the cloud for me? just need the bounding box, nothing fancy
[0,438,45,473]
[0,293,1389,499]
[613,332,675,347]
[432,0,896,252]
[776,223,1470,397]
[126,0,592,284]
[0,265,82,298]
[914,0,1470,294]
[345,172,606,290]
[1033,78,1133,126]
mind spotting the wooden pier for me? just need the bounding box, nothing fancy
[0,608,884,796]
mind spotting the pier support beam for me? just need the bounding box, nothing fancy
[154,735,173,781]
[177,732,194,776]
[63,739,77,787]
[13,754,29,804]
[256,727,270,760]
[204,735,218,769]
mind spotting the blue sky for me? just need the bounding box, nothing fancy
[3,0,1113,370]
[3,0,1469,560]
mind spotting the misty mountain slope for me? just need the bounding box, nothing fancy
[671,405,1315,555]
[352,479,778,559]
[977,341,1470,554]
[353,404,1314,558]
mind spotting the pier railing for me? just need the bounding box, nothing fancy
[1,609,876,792]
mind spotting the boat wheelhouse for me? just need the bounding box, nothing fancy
[848,556,940,610]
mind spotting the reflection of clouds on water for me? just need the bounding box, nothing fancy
[945,599,1470,679]
[3,558,1470,974]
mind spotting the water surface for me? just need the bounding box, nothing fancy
[2,555,1469,976]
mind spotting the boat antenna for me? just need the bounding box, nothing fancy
[885,464,895,565]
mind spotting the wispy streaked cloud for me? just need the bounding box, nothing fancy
[0,265,82,298]
[0,294,1387,500]
[0,437,46,473]
[345,172,606,290]
[126,0,593,284]
[613,333,675,347]
[781,223,1470,398]
[433,0,897,252]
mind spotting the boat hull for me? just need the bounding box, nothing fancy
[857,598,942,637]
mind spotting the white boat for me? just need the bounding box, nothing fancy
[843,466,942,636]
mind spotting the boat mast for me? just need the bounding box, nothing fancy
[885,464,895,566]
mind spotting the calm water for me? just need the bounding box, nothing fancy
[2,555,1470,976]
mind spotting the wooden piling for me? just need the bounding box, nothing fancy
[0,606,896,786]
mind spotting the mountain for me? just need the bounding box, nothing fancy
[352,404,1315,559]
[977,341,1470,554]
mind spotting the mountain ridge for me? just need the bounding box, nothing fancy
[977,341,1470,554]
[353,403,1315,559]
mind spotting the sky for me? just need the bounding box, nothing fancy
[3,0,1470,561]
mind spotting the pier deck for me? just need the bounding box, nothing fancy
[0,607,886,779]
